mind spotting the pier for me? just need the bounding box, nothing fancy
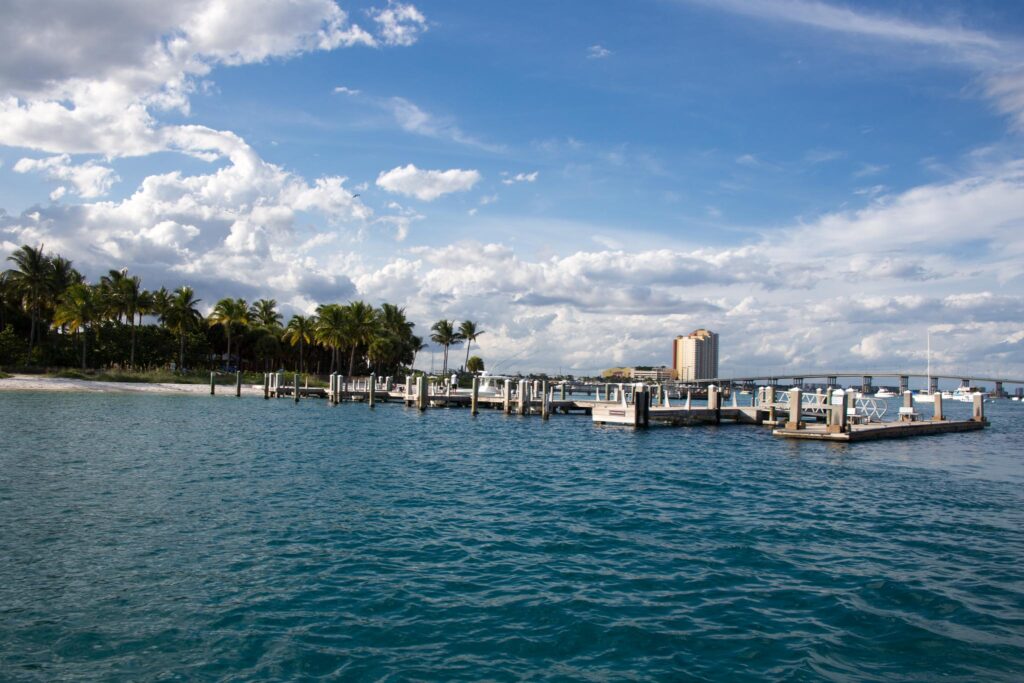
[248,371,993,444]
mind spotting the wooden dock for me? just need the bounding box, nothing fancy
[773,418,987,442]
[252,372,992,445]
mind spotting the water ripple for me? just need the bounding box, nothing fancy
[1,393,1023,680]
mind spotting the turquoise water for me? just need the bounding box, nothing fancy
[1,393,1023,681]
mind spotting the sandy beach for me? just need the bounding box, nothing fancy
[0,374,266,397]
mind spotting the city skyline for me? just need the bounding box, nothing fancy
[2,1,1024,376]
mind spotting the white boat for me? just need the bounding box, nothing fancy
[950,386,984,403]
[874,388,897,398]
[1013,396,1020,402]
[454,372,511,397]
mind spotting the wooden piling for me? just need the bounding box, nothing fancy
[263,373,270,400]
[294,373,300,403]
[785,387,802,430]
[518,379,529,415]
[235,371,242,398]
[707,385,720,424]
[541,381,550,420]
[932,392,944,421]
[210,371,215,395]
[368,373,376,408]
[972,393,985,422]
[471,376,480,415]
[503,379,511,414]
[765,386,775,423]
[417,375,427,411]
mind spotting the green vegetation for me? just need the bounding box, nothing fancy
[0,371,11,380]
[1,243,487,379]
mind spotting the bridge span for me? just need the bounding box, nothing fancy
[700,371,1024,396]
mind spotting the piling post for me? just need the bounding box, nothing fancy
[825,387,833,406]
[470,376,480,415]
[276,372,284,399]
[932,392,944,421]
[503,379,511,414]
[899,390,914,422]
[235,371,242,398]
[518,379,529,415]
[368,373,376,409]
[416,375,427,411]
[731,387,739,408]
[210,371,215,395]
[405,374,413,404]
[685,390,692,410]
[559,383,566,401]
[707,385,720,424]
[294,373,300,403]
[264,373,270,400]
[785,387,802,430]
[765,386,776,423]
[541,381,550,420]
[828,389,847,433]
[972,393,985,422]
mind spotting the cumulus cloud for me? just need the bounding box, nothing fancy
[14,154,119,198]
[376,164,481,201]
[370,2,428,47]
[587,44,611,59]
[501,171,539,185]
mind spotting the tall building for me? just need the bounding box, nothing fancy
[672,329,719,381]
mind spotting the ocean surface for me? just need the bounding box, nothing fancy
[1,391,1023,681]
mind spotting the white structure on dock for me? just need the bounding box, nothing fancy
[672,328,719,381]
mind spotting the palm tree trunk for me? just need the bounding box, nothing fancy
[348,346,357,376]
[226,331,232,368]
[464,340,472,373]
[81,328,87,369]
[179,333,185,369]
[130,319,136,368]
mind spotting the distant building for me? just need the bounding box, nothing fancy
[672,329,719,381]
[630,367,674,382]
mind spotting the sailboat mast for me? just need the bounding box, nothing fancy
[926,332,931,391]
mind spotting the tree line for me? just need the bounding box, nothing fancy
[1,244,485,377]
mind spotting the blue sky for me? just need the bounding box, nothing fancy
[2,0,1024,377]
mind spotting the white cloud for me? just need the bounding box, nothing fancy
[371,3,428,47]
[735,153,760,167]
[0,1,422,158]
[376,164,481,201]
[381,96,502,151]
[587,44,612,59]
[333,85,361,95]
[14,154,120,198]
[501,171,539,185]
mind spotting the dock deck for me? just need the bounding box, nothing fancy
[773,418,988,442]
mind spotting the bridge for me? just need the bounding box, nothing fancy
[697,371,1024,396]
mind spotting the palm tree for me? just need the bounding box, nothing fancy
[99,269,129,323]
[0,271,10,331]
[121,274,145,367]
[430,319,463,377]
[283,314,315,373]
[251,298,282,329]
[151,287,172,320]
[208,298,251,368]
[52,283,97,369]
[343,301,379,376]
[5,244,53,352]
[410,334,427,372]
[315,304,347,373]
[458,320,485,374]
[160,286,202,369]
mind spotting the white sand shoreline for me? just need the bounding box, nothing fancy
[0,374,265,397]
